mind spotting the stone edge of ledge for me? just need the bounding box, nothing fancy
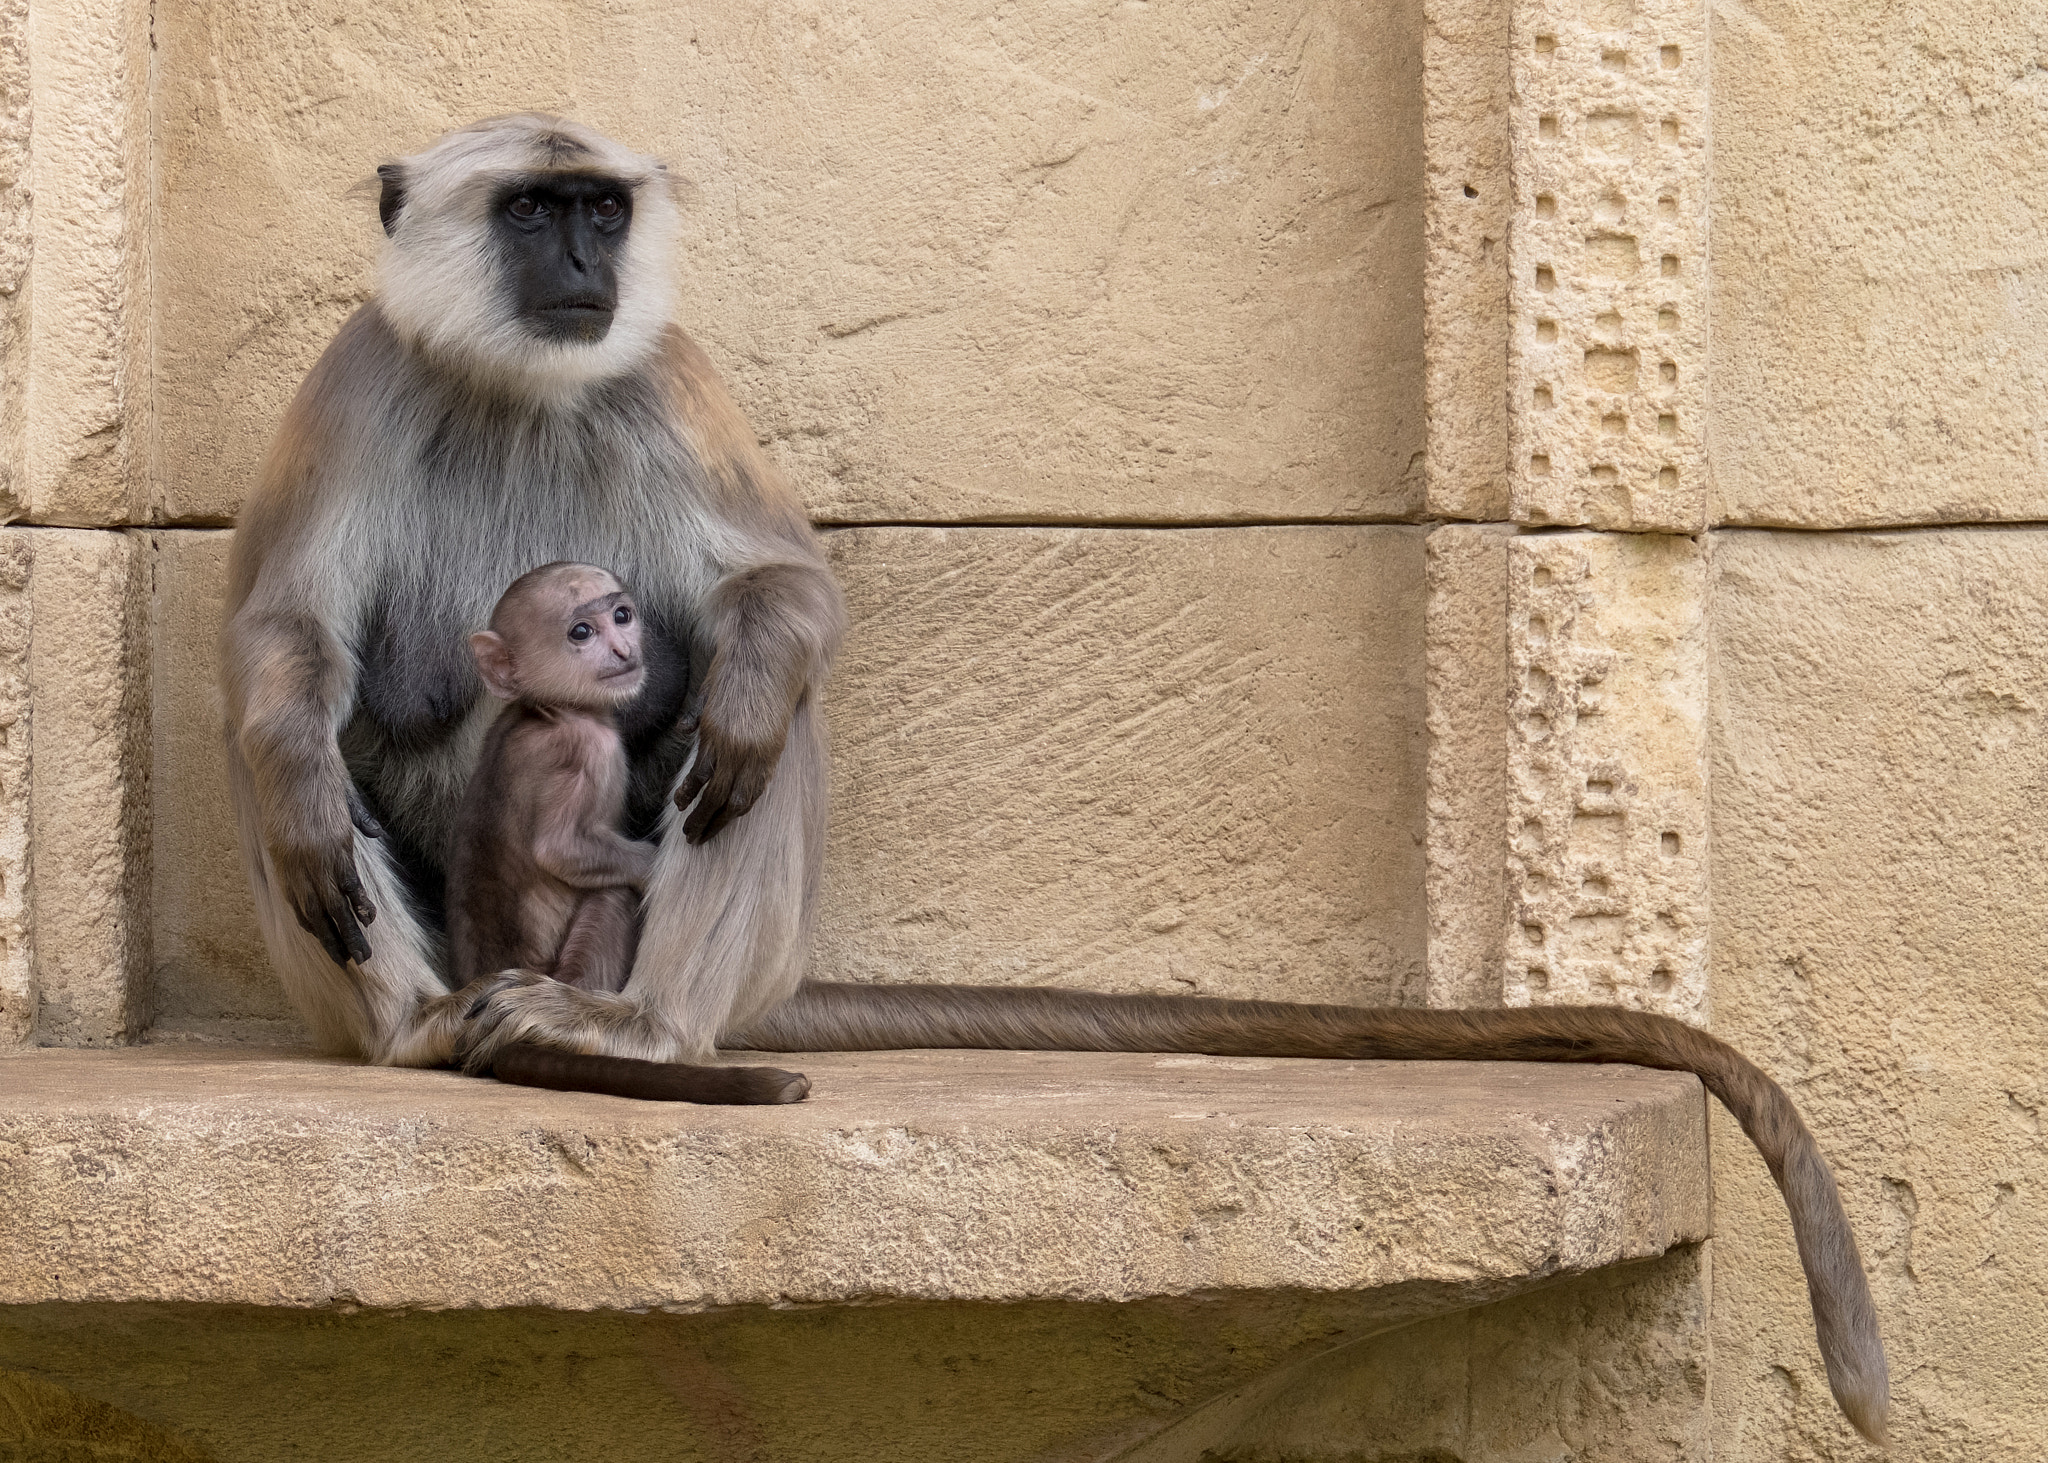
[0,1045,1711,1312]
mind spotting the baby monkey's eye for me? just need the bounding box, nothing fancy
[613,605,633,625]
[568,622,594,643]
[508,195,543,220]
[594,194,623,220]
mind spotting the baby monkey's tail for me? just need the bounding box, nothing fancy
[490,1041,809,1105]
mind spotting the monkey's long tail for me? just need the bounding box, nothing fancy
[738,983,1889,1445]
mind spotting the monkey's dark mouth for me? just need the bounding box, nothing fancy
[527,299,616,343]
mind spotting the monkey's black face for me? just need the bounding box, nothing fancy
[491,175,634,344]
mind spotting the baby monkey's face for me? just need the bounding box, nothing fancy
[548,586,646,708]
[471,564,647,711]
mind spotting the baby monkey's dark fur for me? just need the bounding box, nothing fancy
[447,563,807,1105]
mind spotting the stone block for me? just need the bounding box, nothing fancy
[0,1046,1711,1310]
[146,531,282,1040]
[1711,5,2048,528]
[0,0,25,521]
[13,528,151,1045]
[1425,523,1512,1006]
[1121,1245,1711,1461]
[818,526,1427,1006]
[1423,0,1511,521]
[145,526,1426,1034]
[1710,530,2048,1456]
[18,0,150,526]
[0,538,26,1045]
[1509,0,1707,532]
[1506,532,1706,1019]
[152,0,1423,528]
[0,1251,1711,1463]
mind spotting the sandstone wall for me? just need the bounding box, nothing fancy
[7,0,1435,1041]
[1701,4,2048,1454]
[5,0,2047,1455]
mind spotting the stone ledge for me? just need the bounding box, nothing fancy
[0,1046,1709,1314]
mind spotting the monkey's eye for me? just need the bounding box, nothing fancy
[613,605,633,626]
[593,194,623,221]
[568,622,594,643]
[508,195,544,221]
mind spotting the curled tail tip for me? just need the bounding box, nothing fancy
[768,1070,811,1104]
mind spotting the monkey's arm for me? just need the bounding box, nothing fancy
[676,560,845,844]
[220,308,395,968]
[222,603,377,965]
[530,768,658,891]
[658,329,847,845]
[534,824,657,891]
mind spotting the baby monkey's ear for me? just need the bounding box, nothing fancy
[469,630,521,700]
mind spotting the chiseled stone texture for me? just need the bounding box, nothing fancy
[13,528,152,1046]
[1507,532,1707,1020]
[1121,1245,1711,1462]
[21,0,150,526]
[152,0,1423,528]
[148,526,1426,1035]
[1510,0,1707,532]
[0,540,26,1046]
[1423,0,1510,522]
[1711,4,2048,529]
[145,532,283,1042]
[0,0,26,521]
[818,526,1427,1006]
[0,1258,1705,1463]
[1424,523,1511,1007]
[1710,530,2048,1458]
[0,1046,1710,1310]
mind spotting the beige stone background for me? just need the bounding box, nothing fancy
[2,0,2046,1454]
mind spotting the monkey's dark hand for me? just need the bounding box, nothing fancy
[271,814,377,968]
[674,707,787,845]
[347,784,387,841]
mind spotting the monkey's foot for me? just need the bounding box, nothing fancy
[455,969,649,1073]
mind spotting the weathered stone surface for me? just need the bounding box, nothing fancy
[0,537,27,1046]
[0,0,27,523]
[1424,523,1511,1006]
[1122,1245,1711,1462]
[818,527,1427,1006]
[20,528,151,1045]
[1510,0,1707,532]
[146,527,1426,1035]
[1710,530,2048,1458]
[1424,0,1510,521]
[0,1370,211,1463]
[152,0,1423,528]
[20,0,149,526]
[1711,5,2048,529]
[145,532,282,1041]
[1507,533,1706,1020]
[0,1257,1706,1463]
[0,1046,1710,1310]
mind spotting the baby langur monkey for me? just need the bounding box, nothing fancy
[448,563,809,1105]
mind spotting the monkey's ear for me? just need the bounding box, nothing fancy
[376,164,407,237]
[469,631,520,700]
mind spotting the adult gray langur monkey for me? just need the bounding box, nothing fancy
[222,114,1886,1442]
